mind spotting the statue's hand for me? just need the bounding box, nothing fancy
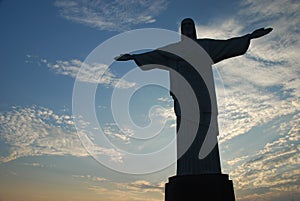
[114,54,133,61]
[250,27,273,39]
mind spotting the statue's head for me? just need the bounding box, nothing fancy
[181,18,197,40]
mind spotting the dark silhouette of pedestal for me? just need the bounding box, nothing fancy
[165,174,235,201]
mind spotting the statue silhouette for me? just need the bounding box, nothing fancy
[115,18,272,175]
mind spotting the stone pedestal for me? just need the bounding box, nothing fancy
[165,174,235,201]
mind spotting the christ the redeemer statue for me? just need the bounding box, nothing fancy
[115,18,272,175]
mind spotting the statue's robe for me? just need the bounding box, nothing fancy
[132,34,251,175]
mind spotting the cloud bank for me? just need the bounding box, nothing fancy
[0,106,122,163]
[193,0,300,200]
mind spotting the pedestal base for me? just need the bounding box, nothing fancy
[165,174,235,201]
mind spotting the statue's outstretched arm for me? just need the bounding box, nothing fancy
[115,50,173,71]
[249,27,273,39]
[114,54,134,61]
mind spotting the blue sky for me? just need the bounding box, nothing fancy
[0,0,299,201]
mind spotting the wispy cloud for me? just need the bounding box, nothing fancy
[228,114,299,200]
[71,172,164,201]
[51,59,136,88]
[87,179,164,201]
[127,180,164,193]
[23,162,45,168]
[0,105,123,163]
[102,105,175,153]
[103,123,134,143]
[54,0,169,31]
[0,105,84,163]
[26,55,136,88]
[72,174,108,182]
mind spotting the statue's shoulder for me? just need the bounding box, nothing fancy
[196,38,219,51]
